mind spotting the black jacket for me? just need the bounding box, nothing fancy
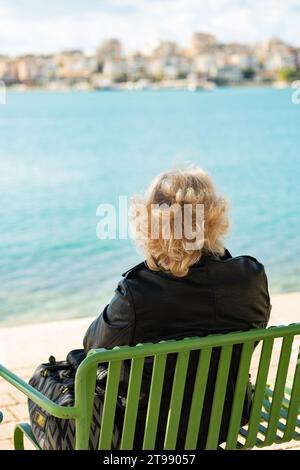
[83,249,271,449]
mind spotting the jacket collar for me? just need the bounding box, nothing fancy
[190,248,232,268]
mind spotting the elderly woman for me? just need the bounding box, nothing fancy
[84,167,271,449]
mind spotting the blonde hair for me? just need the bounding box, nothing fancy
[130,167,229,277]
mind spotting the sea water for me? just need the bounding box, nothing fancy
[0,87,299,325]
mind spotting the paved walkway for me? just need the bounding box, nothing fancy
[0,316,92,450]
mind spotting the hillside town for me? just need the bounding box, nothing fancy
[1,32,299,91]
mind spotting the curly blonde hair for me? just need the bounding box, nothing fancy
[130,167,229,277]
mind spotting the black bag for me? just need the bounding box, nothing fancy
[28,349,122,450]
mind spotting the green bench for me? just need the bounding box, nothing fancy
[0,323,300,450]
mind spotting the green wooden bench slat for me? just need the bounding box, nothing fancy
[257,423,269,436]
[264,386,291,409]
[240,398,300,449]
[184,348,212,450]
[143,354,167,449]
[260,410,300,438]
[244,338,274,449]
[225,342,254,449]
[264,388,300,421]
[98,361,122,450]
[264,336,294,445]
[239,425,263,445]
[75,363,98,449]
[120,356,145,450]
[243,423,280,443]
[205,345,233,449]
[84,324,300,364]
[0,364,79,420]
[265,383,293,397]
[239,423,274,447]
[164,351,190,449]
[245,423,285,446]
[14,423,41,450]
[263,396,300,428]
[263,397,288,419]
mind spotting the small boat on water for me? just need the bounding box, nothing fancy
[188,80,216,92]
[272,81,289,89]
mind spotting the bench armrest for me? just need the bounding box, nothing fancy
[0,364,78,420]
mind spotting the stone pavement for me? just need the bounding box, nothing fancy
[0,316,93,451]
[0,365,35,450]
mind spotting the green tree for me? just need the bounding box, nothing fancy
[279,68,300,82]
[242,68,255,80]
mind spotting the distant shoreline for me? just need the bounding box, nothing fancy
[5,80,290,94]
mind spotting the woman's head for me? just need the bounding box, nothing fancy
[130,167,229,277]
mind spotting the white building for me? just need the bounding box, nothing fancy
[97,39,122,65]
[0,56,9,80]
[193,53,218,76]
[147,55,189,80]
[189,32,217,56]
[126,53,147,81]
[102,59,127,81]
[257,38,296,71]
[265,52,296,71]
[193,49,229,77]
[228,52,258,70]
[54,51,96,80]
[37,56,57,82]
[16,55,40,82]
[152,41,179,59]
[0,56,17,83]
[216,65,243,83]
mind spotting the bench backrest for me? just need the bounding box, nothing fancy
[74,323,300,450]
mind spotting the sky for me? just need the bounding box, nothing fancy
[0,0,300,56]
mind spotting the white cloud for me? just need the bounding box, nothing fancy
[0,0,299,56]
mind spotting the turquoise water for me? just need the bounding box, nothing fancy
[0,88,299,326]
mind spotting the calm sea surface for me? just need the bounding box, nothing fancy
[0,87,299,325]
